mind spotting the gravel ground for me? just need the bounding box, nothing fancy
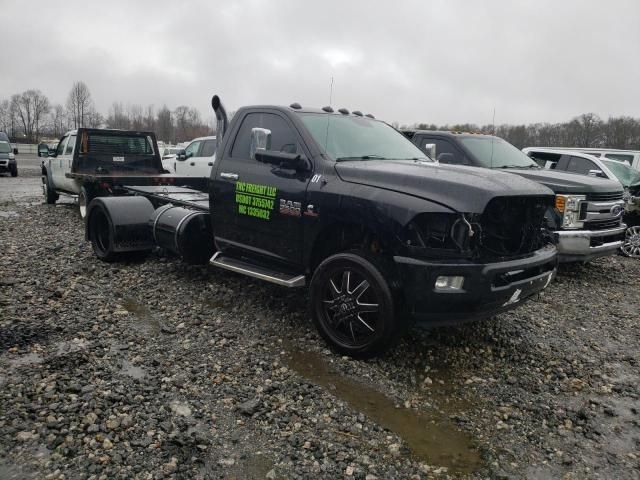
[0,178,639,479]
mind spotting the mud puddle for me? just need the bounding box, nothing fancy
[120,359,146,380]
[225,452,275,480]
[121,298,161,333]
[283,348,483,475]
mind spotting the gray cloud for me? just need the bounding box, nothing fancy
[1,0,638,125]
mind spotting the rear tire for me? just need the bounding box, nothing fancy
[309,251,404,358]
[42,173,58,204]
[78,186,93,220]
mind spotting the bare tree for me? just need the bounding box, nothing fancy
[66,81,93,128]
[49,104,69,137]
[11,89,51,141]
[156,105,173,142]
[106,102,130,129]
[0,99,14,136]
[144,105,155,131]
[128,104,144,130]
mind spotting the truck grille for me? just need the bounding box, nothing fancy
[586,191,623,202]
[479,196,553,259]
[584,218,622,230]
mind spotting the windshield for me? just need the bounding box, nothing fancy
[460,136,538,169]
[0,141,11,154]
[297,113,429,161]
[602,159,640,186]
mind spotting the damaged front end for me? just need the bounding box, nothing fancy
[401,196,554,262]
[394,195,558,326]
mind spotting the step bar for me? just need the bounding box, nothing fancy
[210,252,306,288]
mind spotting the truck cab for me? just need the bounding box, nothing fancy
[174,136,217,177]
[404,130,626,263]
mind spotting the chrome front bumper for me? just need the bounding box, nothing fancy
[556,225,626,263]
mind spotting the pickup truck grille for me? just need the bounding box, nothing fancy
[586,191,623,202]
[479,196,553,259]
[584,218,622,230]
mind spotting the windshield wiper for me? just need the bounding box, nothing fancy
[336,154,387,162]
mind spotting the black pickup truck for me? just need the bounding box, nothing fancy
[403,131,626,262]
[84,96,558,357]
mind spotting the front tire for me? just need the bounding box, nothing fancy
[620,225,640,258]
[42,173,58,204]
[10,166,17,177]
[309,251,402,358]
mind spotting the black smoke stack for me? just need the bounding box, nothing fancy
[211,95,228,154]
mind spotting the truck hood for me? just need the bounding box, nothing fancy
[334,160,553,213]
[505,168,623,194]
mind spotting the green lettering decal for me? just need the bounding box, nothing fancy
[234,181,277,221]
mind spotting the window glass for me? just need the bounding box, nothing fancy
[185,141,202,158]
[601,159,640,187]
[87,134,153,155]
[297,113,427,161]
[604,153,633,164]
[528,151,561,168]
[0,141,11,154]
[423,138,464,164]
[56,137,68,156]
[232,113,299,159]
[200,139,217,157]
[566,156,597,175]
[459,136,538,169]
[65,135,76,155]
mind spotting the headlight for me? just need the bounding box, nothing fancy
[8,153,15,160]
[555,194,586,229]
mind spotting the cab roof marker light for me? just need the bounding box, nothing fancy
[289,102,302,109]
[338,108,349,115]
[365,114,375,119]
[322,106,334,113]
[353,111,363,116]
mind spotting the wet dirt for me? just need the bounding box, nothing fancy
[283,348,483,475]
[121,298,162,334]
[225,452,275,480]
[120,359,146,380]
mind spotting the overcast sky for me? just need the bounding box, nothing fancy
[1,0,638,126]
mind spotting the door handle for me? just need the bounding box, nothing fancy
[220,172,239,180]
[190,162,195,166]
[208,162,213,166]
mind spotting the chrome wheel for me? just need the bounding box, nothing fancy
[79,189,88,219]
[621,226,640,258]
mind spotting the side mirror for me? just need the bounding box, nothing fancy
[255,151,309,171]
[13,148,18,155]
[250,128,271,160]
[176,149,187,160]
[423,143,436,160]
[588,169,605,178]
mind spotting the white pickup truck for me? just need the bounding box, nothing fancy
[167,135,216,177]
[41,128,164,218]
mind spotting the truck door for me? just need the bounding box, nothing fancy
[50,136,68,188]
[61,134,77,191]
[174,140,202,176]
[212,111,312,268]
[190,138,216,177]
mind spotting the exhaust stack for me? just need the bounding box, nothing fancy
[211,95,228,154]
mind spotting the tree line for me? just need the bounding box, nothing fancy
[2,81,639,150]
[409,112,640,150]
[0,81,211,144]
